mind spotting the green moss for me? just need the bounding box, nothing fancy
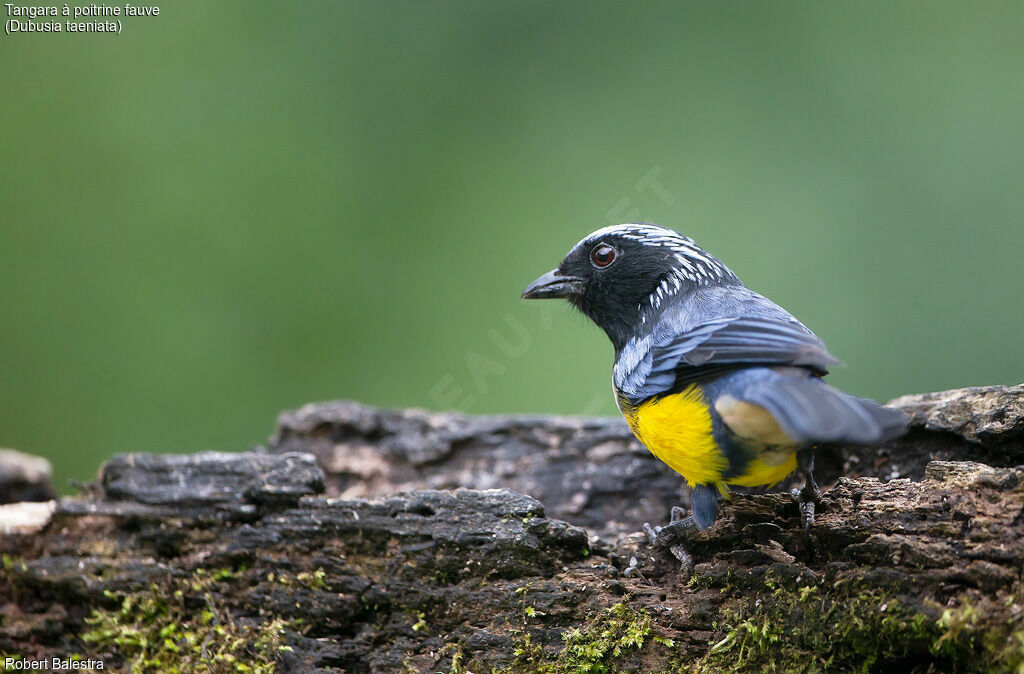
[295,568,327,590]
[511,632,545,664]
[697,577,940,673]
[506,602,656,673]
[653,635,676,649]
[80,570,290,673]
[557,602,653,672]
[695,577,1024,673]
[1,554,27,574]
[1,654,24,668]
[443,643,467,674]
[514,585,547,624]
[931,593,1024,672]
[210,568,235,582]
[264,567,327,591]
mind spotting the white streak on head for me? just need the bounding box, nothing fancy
[571,223,738,316]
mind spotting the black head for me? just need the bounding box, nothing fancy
[522,223,739,351]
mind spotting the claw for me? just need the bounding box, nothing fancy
[643,522,660,546]
[644,509,697,576]
[655,517,696,546]
[802,499,816,533]
[790,488,816,532]
[668,544,693,579]
[793,448,823,537]
[791,487,818,528]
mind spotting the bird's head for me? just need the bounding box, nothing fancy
[522,223,739,350]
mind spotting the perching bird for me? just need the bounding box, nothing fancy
[522,223,906,569]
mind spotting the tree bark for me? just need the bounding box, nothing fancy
[1,384,1022,672]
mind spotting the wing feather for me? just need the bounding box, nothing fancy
[736,375,907,444]
[617,316,840,401]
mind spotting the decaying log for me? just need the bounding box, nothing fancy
[1,385,1023,672]
[0,449,56,505]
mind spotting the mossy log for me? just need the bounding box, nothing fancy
[1,384,1023,672]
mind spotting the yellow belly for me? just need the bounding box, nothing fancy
[725,453,797,487]
[621,385,726,487]
[619,385,797,489]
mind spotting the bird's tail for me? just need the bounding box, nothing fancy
[845,393,908,443]
[741,374,908,445]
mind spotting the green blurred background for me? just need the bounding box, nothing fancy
[2,2,1023,492]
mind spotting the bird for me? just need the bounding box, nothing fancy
[522,223,907,572]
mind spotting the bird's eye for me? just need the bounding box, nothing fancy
[590,244,617,269]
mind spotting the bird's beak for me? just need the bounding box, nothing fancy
[522,269,584,299]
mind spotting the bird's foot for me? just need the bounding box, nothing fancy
[793,448,822,536]
[790,482,822,535]
[642,506,696,578]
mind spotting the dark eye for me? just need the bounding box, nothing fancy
[590,244,617,268]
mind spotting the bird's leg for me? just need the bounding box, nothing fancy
[790,448,822,534]
[643,505,696,577]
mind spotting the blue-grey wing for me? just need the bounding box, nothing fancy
[616,316,841,401]
[718,368,908,445]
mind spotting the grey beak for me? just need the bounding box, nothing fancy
[522,269,584,299]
